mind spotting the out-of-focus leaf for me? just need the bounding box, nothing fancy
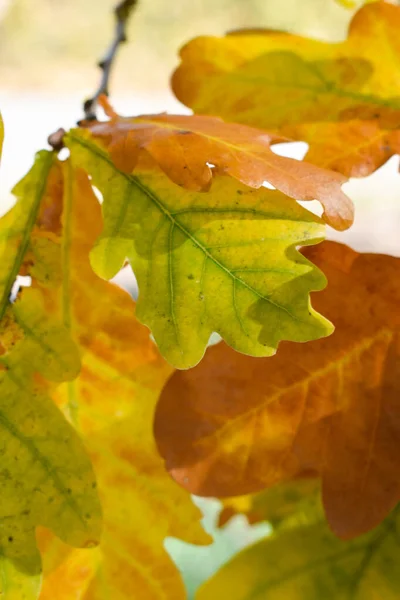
[155,241,400,539]
[0,556,42,600]
[37,163,210,600]
[0,153,102,593]
[84,108,353,230]
[219,478,321,530]
[172,2,400,177]
[197,505,400,600]
[66,129,332,369]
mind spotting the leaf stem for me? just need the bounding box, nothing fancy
[83,0,139,121]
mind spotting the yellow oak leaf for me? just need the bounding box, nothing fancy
[155,241,400,539]
[172,1,400,177]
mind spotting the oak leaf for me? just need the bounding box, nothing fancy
[0,557,41,600]
[155,241,400,538]
[197,505,400,600]
[35,161,210,600]
[0,152,102,591]
[0,111,42,599]
[172,1,400,177]
[37,529,99,600]
[66,129,332,369]
[84,108,353,230]
[0,150,57,319]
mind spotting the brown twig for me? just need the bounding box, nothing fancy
[47,128,66,151]
[83,0,139,121]
[47,0,138,151]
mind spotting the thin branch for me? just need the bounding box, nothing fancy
[83,0,139,121]
[48,128,66,151]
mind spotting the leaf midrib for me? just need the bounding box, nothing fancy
[62,161,79,425]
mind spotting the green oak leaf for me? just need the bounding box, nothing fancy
[0,290,102,581]
[0,151,102,593]
[0,554,41,599]
[198,505,400,599]
[67,129,333,368]
[0,150,54,320]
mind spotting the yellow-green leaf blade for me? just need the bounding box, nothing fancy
[0,153,102,588]
[0,555,41,600]
[67,130,332,369]
[0,291,101,567]
[197,506,400,600]
[0,150,54,319]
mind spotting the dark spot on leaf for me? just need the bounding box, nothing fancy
[187,274,194,280]
[8,536,13,543]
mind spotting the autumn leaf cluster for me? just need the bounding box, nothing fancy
[0,2,400,598]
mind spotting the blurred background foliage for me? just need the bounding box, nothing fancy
[0,0,360,92]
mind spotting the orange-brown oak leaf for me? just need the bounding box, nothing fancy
[172,1,400,178]
[155,241,400,539]
[83,110,353,230]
